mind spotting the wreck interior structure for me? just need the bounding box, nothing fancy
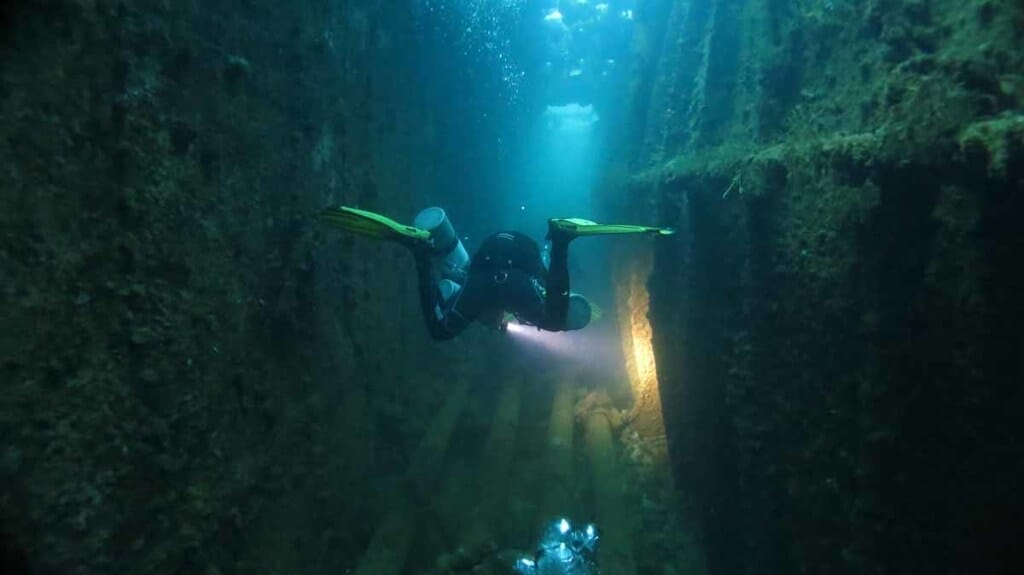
[1,1,1021,574]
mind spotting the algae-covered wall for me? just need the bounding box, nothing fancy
[616,0,1023,573]
[0,1,461,573]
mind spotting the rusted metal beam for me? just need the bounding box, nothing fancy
[355,378,470,575]
[583,405,637,575]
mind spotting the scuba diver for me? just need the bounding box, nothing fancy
[318,205,674,340]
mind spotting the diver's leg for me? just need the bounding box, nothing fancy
[544,237,571,330]
[415,255,449,339]
[416,253,484,340]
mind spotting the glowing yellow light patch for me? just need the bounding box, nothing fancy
[616,253,667,458]
[625,265,659,401]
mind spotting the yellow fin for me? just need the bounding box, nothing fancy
[317,206,431,243]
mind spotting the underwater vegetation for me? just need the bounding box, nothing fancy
[0,1,461,572]
[616,0,1023,574]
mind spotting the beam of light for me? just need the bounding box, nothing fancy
[506,322,576,356]
[505,321,621,376]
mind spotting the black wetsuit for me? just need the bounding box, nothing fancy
[417,231,571,340]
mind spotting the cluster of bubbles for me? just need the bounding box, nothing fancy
[415,0,529,103]
[413,1,638,107]
[539,0,637,89]
[514,518,599,575]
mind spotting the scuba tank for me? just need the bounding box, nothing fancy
[413,207,469,302]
